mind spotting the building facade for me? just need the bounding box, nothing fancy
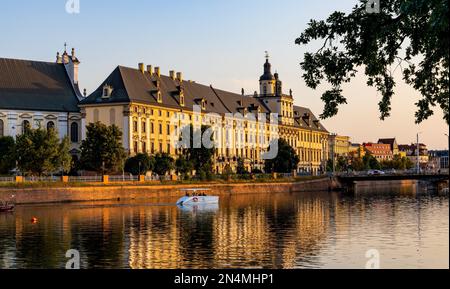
[363,143,393,161]
[0,49,83,158]
[79,57,330,175]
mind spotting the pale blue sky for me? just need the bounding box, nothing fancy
[1,0,448,149]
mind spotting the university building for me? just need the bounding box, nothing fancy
[0,49,83,158]
[79,56,330,175]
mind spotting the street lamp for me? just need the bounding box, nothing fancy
[416,132,423,174]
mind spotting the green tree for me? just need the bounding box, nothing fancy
[80,122,126,173]
[363,154,380,170]
[124,153,155,175]
[15,127,71,176]
[296,0,449,124]
[175,154,193,180]
[264,139,300,173]
[179,124,215,180]
[153,153,174,177]
[350,157,365,172]
[0,136,16,174]
[236,158,248,175]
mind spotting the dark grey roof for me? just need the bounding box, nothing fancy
[293,106,328,133]
[81,65,328,132]
[0,58,80,112]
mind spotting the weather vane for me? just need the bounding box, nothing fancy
[265,51,269,60]
[64,42,67,53]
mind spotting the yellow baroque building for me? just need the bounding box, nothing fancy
[79,57,330,175]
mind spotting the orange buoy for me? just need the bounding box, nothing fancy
[31,217,38,224]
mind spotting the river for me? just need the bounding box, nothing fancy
[0,182,448,269]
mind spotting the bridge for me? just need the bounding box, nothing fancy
[335,173,449,192]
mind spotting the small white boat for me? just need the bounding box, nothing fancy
[176,189,219,206]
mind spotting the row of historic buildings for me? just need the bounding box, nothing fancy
[0,48,350,175]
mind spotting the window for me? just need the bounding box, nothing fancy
[94,109,99,122]
[22,120,31,134]
[157,92,162,103]
[159,143,163,152]
[0,119,3,137]
[263,85,267,95]
[110,108,116,125]
[159,123,163,134]
[70,122,79,143]
[142,121,146,133]
[151,142,155,154]
[143,142,147,153]
[134,142,138,153]
[167,124,170,135]
[167,143,171,154]
[47,121,55,131]
[180,92,185,106]
[133,120,138,133]
[151,122,154,134]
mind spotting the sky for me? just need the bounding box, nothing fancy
[1,0,448,149]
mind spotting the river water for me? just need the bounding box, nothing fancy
[0,183,448,269]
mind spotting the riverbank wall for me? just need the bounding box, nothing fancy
[0,178,336,205]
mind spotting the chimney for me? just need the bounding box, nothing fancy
[169,70,176,80]
[147,65,153,75]
[56,52,62,64]
[138,63,145,74]
[176,72,183,82]
[155,67,161,77]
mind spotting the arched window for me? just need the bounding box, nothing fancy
[94,109,99,122]
[47,121,55,131]
[71,122,79,143]
[0,119,4,137]
[110,108,116,125]
[22,120,31,134]
[263,85,267,95]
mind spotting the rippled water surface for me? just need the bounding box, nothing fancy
[0,184,448,269]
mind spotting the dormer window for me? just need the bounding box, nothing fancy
[157,91,162,103]
[102,85,113,98]
[201,99,206,110]
[180,90,185,107]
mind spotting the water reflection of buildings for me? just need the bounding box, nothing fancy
[128,207,182,269]
[124,194,332,269]
[3,183,444,269]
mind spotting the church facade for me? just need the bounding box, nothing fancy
[0,48,83,158]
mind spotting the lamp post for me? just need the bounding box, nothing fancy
[445,133,449,170]
[416,132,422,174]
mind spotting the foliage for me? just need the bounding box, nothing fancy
[222,164,233,180]
[296,0,449,124]
[380,154,415,170]
[153,153,174,176]
[175,154,193,180]
[15,127,72,176]
[179,124,215,180]
[362,154,381,170]
[80,122,126,173]
[124,153,155,175]
[0,136,16,174]
[264,139,300,173]
[236,158,249,175]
